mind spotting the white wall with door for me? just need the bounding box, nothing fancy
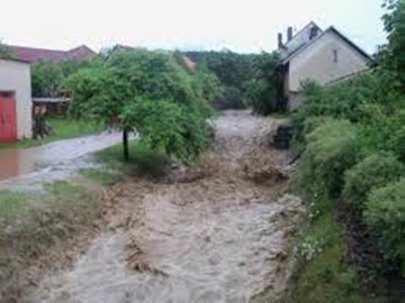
[0,59,32,141]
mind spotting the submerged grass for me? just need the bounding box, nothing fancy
[95,141,171,179]
[0,117,104,149]
[80,168,123,186]
[0,180,103,302]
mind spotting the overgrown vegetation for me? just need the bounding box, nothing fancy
[184,50,281,112]
[290,1,405,301]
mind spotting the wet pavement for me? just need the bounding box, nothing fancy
[0,132,122,190]
[23,111,304,303]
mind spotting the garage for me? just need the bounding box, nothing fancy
[0,58,32,142]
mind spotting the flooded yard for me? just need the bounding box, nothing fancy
[22,111,304,303]
[0,132,122,189]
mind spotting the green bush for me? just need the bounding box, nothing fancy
[388,125,405,162]
[292,72,402,147]
[364,178,405,276]
[295,119,359,200]
[291,116,335,154]
[245,52,283,115]
[214,86,246,110]
[343,152,403,210]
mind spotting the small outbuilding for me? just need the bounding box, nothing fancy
[0,58,32,142]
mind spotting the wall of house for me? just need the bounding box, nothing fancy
[0,60,32,139]
[288,31,369,93]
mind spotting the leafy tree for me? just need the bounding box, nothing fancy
[31,60,64,97]
[67,49,214,162]
[32,59,95,97]
[381,0,405,88]
[245,52,283,115]
[0,41,13,59]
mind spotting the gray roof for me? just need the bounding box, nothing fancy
[282,26,372,65]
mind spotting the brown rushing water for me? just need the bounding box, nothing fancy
[23,111,304,303]
[0,132,122,189]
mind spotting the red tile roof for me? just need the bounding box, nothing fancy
[7,45,97,63]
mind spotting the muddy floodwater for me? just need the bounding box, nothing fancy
[23,111,304,303]
[0,132,122,189]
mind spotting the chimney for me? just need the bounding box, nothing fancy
[287,27,293,42]
[278,33,284,49]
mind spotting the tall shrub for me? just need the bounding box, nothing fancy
[364,178,405,276]
[295,119,359,200]
[343,152,404,211]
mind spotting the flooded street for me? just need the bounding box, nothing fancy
[23,111,304,303]
[0,132,122,189]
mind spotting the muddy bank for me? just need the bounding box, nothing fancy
[23,110,305,303]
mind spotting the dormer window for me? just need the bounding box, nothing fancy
[333,50,338,63]
[309,27,319,39]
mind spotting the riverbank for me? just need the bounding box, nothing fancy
[15,110,305,302]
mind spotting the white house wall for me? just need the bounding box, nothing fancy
[0,60,32,139]
[288,31,369,92]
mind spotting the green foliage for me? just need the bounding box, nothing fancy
[296,119,359,200]
[381,0,405,88]
[122,98,188,160]
[185,50,256,92]
[184,50,281,111]
[32,60,64,97]
[291,213,364,303]
[31,59,93,97]
[294,71,400,129]
[245,52,283,115]
[291,2,405,299]
[343,152,404,210]
[364,178,405,276]
[0,42,14,59]
[215,86,245,109]
[192,67,223,105]
[67,49,215,162]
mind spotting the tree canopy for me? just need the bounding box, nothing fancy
[67,49,220,162]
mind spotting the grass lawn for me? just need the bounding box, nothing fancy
[0,117,104,149]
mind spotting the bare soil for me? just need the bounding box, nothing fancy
[21,110,305,303]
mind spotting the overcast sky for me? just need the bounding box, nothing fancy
[1,0,386,54]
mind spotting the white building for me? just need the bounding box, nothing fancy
[0,58,32,141]
[278,22,371,110]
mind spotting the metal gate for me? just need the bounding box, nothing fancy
[0,92,17,142]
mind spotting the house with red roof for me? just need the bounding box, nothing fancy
[7,45,96,64]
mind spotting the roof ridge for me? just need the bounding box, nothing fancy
[284,21,323,47]
[282,25,371,64]
[7,44,68,53]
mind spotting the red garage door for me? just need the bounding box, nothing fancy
[0,92,17,142]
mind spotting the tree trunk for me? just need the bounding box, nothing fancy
[123,129,129,161]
